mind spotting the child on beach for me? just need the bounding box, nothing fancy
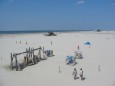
[72,68,77,80]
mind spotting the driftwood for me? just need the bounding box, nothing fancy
[9,47,43,71]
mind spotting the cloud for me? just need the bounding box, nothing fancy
[77,0,85,4]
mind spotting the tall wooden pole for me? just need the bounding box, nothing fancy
[10,53,13,69]
[29,47,30,58]
[15,54,18,71]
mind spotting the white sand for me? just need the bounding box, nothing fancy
[0,31,115,86]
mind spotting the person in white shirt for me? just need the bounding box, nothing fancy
[79,68,83,80]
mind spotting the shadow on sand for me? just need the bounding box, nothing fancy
[75,77,86,80]
[75,77,79,80]
[81,77,86,81]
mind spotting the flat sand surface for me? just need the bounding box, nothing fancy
[0,31,115,86]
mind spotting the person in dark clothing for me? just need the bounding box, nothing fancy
[78,45,79,50]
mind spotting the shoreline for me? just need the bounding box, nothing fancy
[0,31,115,38]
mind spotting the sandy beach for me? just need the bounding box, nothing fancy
[0,31,115,86]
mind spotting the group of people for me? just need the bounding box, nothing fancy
[72,68,84,80]
[72,46,85,80]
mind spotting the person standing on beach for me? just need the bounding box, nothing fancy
[20,40,21,44]
[78,45,79,50]
[72,68,77,80]
[51,41,52,45]
[26,41,27,45]
[79,68,83,80]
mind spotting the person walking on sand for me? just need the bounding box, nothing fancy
[72,68,77,80]
[79,68,83,80]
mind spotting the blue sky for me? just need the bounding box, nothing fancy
[0,0,115,31]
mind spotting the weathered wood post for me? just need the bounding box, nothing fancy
[36,47,39,62]
[30,48,32,58]
[42,46,45,60]
[59,66,60,73]
[15,53,21,71]
[98,65,101,71]
[50,50,53,57]
[15,54,18,71]
[26,48,29,64]
[29,47,31,58]
[30,48,34,65]
[10,53,13,69]
[43,46,44,53]
[26,48,27,57]
[27,47,30,64]
[33,48,34,58]
[32,48,35,64]
[39,49,41,60]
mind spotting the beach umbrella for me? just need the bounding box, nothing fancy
[84,42,91,45]
[84,42,91,48]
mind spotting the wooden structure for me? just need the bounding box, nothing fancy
[97,29,101,32]
[48,32,56,36]
[44,32,57,36]
[9,47,47,71]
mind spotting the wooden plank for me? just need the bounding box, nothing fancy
[13,47,41,56]
[10,53,13,69]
